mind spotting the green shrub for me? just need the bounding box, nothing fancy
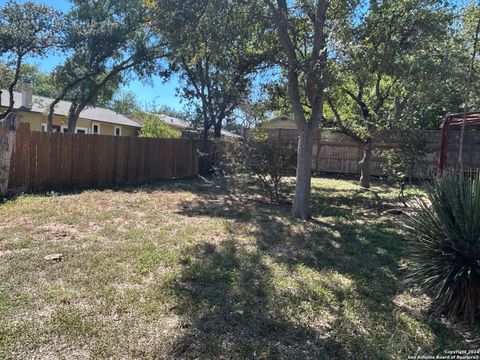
[405,173,480,322]
[216,130,296,203]
[138,113,182,139]
[381,130,428,205]
[246,135,296,202]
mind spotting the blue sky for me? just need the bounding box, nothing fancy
[0,0,185,111]
[2,0,471,112]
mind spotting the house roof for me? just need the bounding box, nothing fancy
[130,112,241,138]
[270,114,291,122]
[218,128,241,138]
[160,114,190,128]
[0,90,142,128]
[158,114,241,137]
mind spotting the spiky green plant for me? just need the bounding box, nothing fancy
[405,172,480,323]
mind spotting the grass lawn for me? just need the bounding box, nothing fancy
[0,177,478,359]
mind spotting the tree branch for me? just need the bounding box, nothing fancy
[342,86,370,119]
[326,96,362,142]
[0,53,24,120]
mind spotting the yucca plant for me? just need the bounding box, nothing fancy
[405,172,480,323]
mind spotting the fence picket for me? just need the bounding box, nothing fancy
[3,124,210,191]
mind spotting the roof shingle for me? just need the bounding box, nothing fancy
[0,90,142,128]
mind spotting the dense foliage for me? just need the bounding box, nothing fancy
[405,173,480,322]
[150,0,274,141]
[0,63,57,99]
[0,0,480,328]
[46,0,162,132]
[107,90,142,115]
[138,113,182,139]
[218,131,296,202]
[326,0,459,188]
[381,130,429,204]
[0,0,62,118]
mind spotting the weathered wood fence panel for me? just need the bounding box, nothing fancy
[267,128,443,179]
[1,124,209,192]
[444,130,480,170]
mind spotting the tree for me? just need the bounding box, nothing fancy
[108,90,142,115]
[150,0,273,145]
[0,63,58,99]
[27,67,58,99]
[0,112,20,196]
[138,113,182,139]
[46,0,162,133]
[265,0,328,219]
[457,4,480,171]
[0,1,61,196]
[326,0,455,188]
[0,1,62,119]
[150,105,185,120]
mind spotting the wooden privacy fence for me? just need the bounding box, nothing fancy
[3,124,211,192]
[267,128,443,179]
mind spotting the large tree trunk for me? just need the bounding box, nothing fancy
[67,112,77,133]
[268,0,327,220]
[47,99,61,132]
[292,128,316,220]
[0,112,20,196]
[359,140,373,188]
[67,101,81,133]
[213,123,221,138]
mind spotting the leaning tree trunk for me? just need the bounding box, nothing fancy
[0,112,20,196]
[292,128,316,220]
[359,140,373,189]
[67,112,78,133]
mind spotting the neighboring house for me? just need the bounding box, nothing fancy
[264,114,297,130]
[0,89,141,136]
[129,113,241,138]
[261,114,299,143]
[157,114,191,131]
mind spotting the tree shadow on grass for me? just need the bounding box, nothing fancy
[3,176,218,203]
[310,186,412,219]
[168,182,467,358]
[164,239,348,359]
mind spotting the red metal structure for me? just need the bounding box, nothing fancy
[439,111,480,173]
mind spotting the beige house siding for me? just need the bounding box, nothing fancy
[117,125,138,137]
[264,116,297,130]
[13,110,138,136]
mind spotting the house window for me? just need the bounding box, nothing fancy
[61,126,68,133]
[76,128,87,134]
[41,123,47,132]
[92,123,100,135]
[114,126,122,136]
